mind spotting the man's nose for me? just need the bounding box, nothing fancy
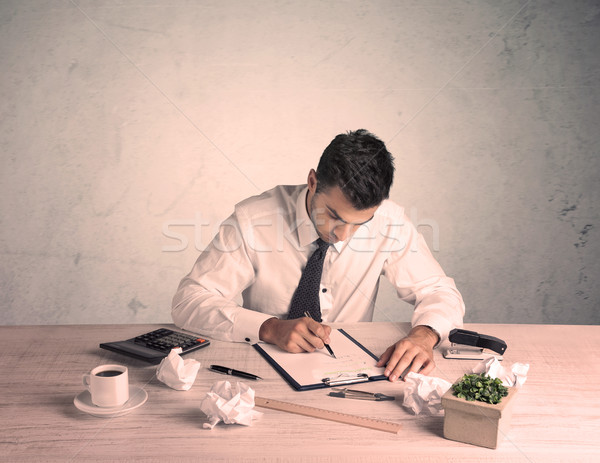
[334,223,354,242]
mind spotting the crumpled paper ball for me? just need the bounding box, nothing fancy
[402,372,452,415]
[472,357,529,387]
[200,380,263,429]
[156,347,201,391]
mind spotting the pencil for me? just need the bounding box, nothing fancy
[303,311,337,359]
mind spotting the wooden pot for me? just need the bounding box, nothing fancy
[441,384,518,449]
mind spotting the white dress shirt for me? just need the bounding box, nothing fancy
[172,184,464,345]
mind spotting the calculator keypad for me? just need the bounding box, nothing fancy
[134,328,208,353]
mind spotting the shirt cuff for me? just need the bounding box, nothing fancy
[232,309,275,344]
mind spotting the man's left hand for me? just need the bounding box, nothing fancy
[376,325,439,382]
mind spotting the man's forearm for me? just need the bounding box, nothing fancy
[258,317,279,344]
[407,325,439,350]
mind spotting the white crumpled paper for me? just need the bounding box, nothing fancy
[402,372,453,415]
[156,347,201,391]
[472,357,529,388]
[200,381,263,430]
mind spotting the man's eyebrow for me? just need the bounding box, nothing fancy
[326,206,374,226]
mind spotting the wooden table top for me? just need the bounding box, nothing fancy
[1,322,599,462]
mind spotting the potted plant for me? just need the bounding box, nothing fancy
[441,373,517,449]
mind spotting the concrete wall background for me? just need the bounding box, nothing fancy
[1,0,598,326]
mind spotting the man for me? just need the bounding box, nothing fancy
[172,129,464,381]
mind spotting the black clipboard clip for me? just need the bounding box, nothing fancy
[321,373,369,387]
[443,328,507,361]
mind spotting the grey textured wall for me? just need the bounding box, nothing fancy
[1,0,598,326]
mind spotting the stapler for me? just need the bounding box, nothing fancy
[443,328,507,361]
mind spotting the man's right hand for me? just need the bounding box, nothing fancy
[259,317,332,353]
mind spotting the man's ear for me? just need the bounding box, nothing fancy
[307,169,317,192]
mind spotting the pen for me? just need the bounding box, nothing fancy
[303,311,337,359]
[209,365,262,380]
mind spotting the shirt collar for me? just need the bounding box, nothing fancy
[295,186,319,248]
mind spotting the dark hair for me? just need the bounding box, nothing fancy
[316,129,395,209]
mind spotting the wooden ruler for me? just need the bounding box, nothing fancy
[254,396,402,434]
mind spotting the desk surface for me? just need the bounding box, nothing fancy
[1,322,599,462]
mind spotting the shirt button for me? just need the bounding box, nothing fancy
[322,288,327,293]
[245,337,251,342]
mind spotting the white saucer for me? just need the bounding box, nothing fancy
[74,386,148,418]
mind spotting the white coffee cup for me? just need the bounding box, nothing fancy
[83,364,129,408]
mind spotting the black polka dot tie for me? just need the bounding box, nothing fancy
[287,238,330,322]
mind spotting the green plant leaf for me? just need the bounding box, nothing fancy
[452,373,509,404]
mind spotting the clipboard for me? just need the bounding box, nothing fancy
[253,329,387,391]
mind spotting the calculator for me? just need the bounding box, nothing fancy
[100,328,210,364]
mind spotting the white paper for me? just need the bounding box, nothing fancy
[156,347,201,391]
[472,357,529,387]
[257,329,384,387]
[402,372,452,415]
[200,381,263,429]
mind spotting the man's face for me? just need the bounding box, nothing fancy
[307,173,378,244]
